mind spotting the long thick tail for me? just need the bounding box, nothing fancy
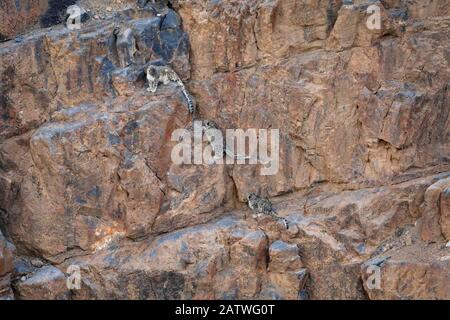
[279,217,289,229]
[182,88,195,114]
[269,211,289,229]
[176,79,195,114]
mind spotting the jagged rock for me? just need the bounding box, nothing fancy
[0,4,192,259]
[268,240,303,272]
[0,275,14,300]
[137,0,148,9]
[64,216,308,300]
[405,0,450,19]
[326,1,397,51]
[265,173,450,299]
[0,6,189,140]
[260,268,309,300]
[5,91,188,258]
[0,0,449,301]
[64,217,270,300]
[361,242,450,300]
[153,162,230,235]
[421,177,450,242]
[161,10,181,30]
[13,258,34,277]
[114,27,138,68]
[0,231,15,299]
[178,0,450,198]
[441,188,450,241]
[0,231,14,277]
[111,65,147,96]
[14,265,69,300]
[0,0,49,39]
[229,230,268,297]
[262,242,308,299]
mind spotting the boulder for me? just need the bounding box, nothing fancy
[14,265,69,300]
[0,231,15,299]
[268,240,302,272]
[361,243,450,300]
[421,177,450,242]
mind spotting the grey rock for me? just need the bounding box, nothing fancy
[269,240,302,272]
[14,265,69,300]
[30,258,44,268]
[161,10,181,30]
[13,258,34,277]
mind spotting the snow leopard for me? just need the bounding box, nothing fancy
[146,64,194,114]
[246,193,289,229]
[202,120,253,161]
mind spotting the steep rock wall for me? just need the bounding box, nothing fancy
[0,0,448,300]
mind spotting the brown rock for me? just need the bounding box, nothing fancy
[261,268,309,300]
[229,230,268,298]
[0,231,15,277]
[441,187,450,241]
[326,2,395,51]
[14,265,69,300]
[421,177,450,242]
[268,240,302,272]
[0,0,449,301]
[0,274,14,300]
[117,157,164,239]
[260,240,307,300]
[0,0,49,40]
[180,0,450,196]
[59,217,305,300]
[0,231,15,299]
[361,243,450,300]
[152,162,229,234]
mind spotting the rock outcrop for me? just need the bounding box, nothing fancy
[0,230,15,299]
[421,177,450,242]
[0,0,449,300]
[14,265,69,300]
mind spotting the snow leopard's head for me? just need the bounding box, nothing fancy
[246,193,258,203]
[202,120,219,132]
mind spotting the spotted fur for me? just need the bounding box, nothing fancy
[202,120,253,161]
[146,65,194,113]
[246,193,289,229]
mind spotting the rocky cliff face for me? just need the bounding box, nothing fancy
[0,0,449,300]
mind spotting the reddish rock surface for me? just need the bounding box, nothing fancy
[0,0,49,40]
[14,265,69,300]
[421,177,450,242]
[361,241,450,300]
[0,0,449,299]
[0,230,15,299]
